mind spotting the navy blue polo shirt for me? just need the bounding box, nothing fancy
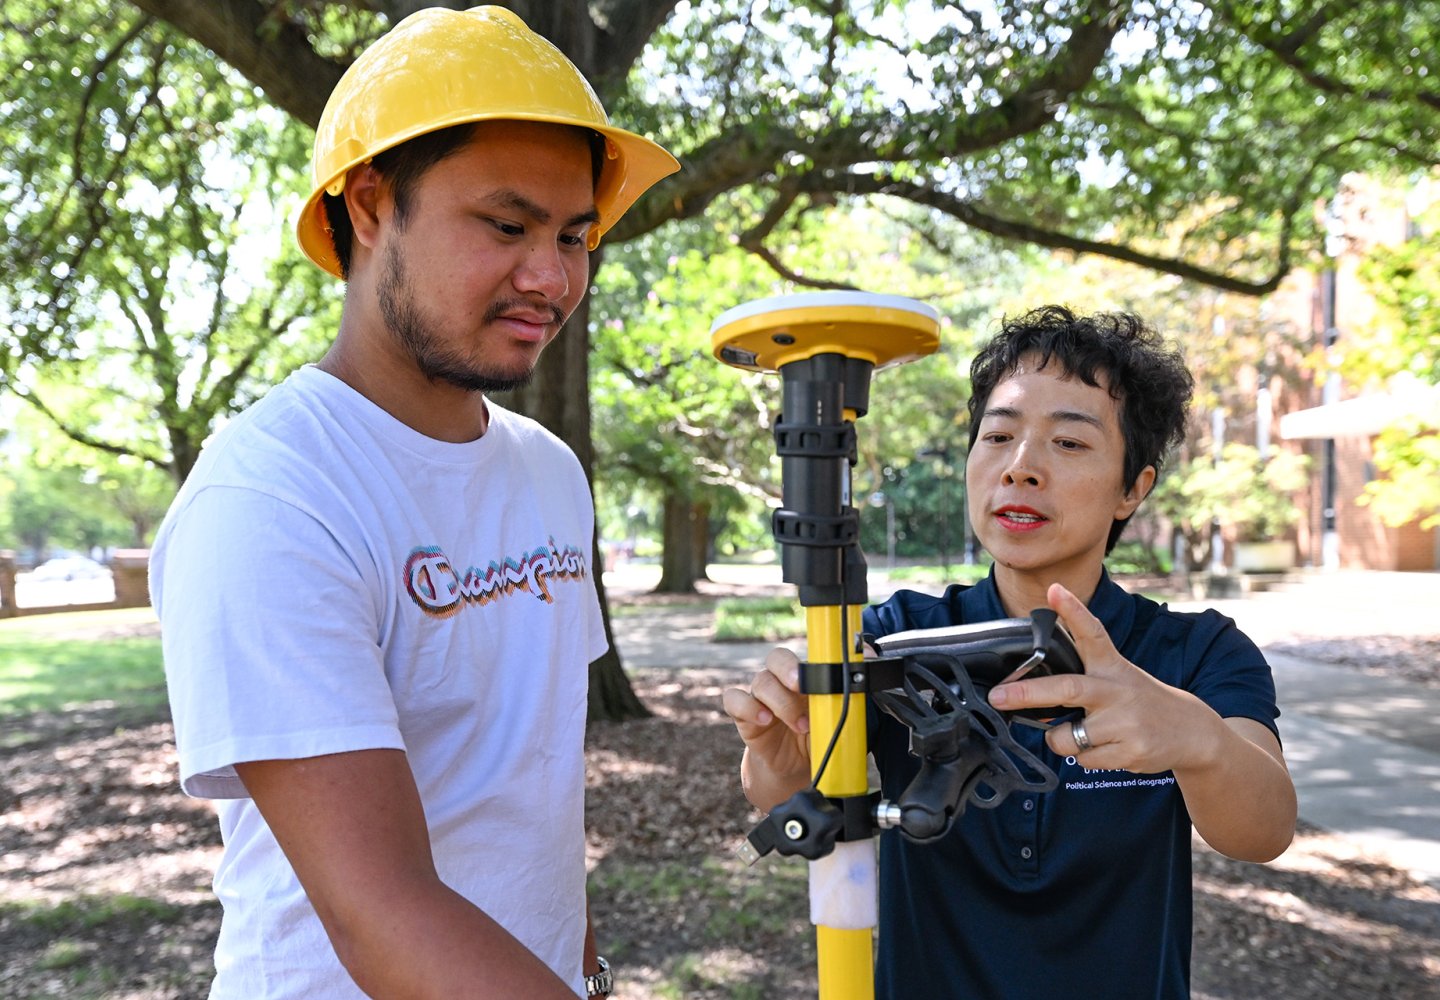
[862,570,1279,1000]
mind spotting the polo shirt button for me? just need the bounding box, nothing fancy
[1020,846,1033,860]
[1022,798,1035,812]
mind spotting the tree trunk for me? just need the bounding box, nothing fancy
[504,251,649,722]
[1176,524,1212,574]
[586,526,649,721]
[1123,513,1168,574]
[168,427,201,487]
[655,494,710,593]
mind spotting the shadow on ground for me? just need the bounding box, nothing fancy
[2,591,1437,998]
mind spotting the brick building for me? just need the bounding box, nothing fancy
[1275,175,1439,572]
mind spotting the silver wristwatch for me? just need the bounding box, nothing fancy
[585,956,613,997]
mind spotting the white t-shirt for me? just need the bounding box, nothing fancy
[151,365,607,998]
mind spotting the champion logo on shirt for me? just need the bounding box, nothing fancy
[403,538,589,617]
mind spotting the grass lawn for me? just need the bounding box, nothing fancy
[712,596,804,641]
[0,609,165,729]
[881,561,992,586]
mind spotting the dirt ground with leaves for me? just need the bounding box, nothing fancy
[2,596,1438,999]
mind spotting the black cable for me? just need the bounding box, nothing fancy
[808,564,853,789]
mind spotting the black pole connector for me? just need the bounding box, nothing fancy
[739,787,885,865]
[774,353,876,608]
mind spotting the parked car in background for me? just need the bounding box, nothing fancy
[13,555,116,610]
[28,556,111,583]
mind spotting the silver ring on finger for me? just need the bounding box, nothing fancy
[1072,717,1094,753]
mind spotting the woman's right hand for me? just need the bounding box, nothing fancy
[722,646,814,811]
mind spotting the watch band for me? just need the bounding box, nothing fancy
[585,955,613,997]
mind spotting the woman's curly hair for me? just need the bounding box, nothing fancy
[966,305,1195,553]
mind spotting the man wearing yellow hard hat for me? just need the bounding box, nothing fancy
[150,7,678,998]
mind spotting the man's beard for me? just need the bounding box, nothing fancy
[377,242,556,394]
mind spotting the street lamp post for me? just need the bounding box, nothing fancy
[918,445,962,574]
[868,490,896,570]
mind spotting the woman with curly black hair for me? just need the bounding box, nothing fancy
[727,306,1296,999]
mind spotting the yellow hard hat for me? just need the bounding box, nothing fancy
[295,5,680,277]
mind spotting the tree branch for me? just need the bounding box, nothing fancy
[746,244,861,291]
[8,382,169,468]
[28,26,165,300]
[1213,0,1440,111]
[693,455,779,501]
[589,0,683,92]
[1270,0,1357,52]
[799,171,1292,296]
[733,182,861,290]
[614,0,1133,239]
[127,0,345,126]
[801,0,1131,169]
[70,16,155,175]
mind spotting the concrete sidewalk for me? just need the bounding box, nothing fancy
[1267,654,1440,885]
[1180,573,1440,887]
[607,564,1440,886]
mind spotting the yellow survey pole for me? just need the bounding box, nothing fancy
[808,601,873,999]
[711,292,940,1000]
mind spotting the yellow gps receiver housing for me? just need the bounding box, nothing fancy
[711,291,940,374]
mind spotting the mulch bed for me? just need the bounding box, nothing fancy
[2,593,1437,998]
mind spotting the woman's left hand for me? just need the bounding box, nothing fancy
[987,582,1223,775]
